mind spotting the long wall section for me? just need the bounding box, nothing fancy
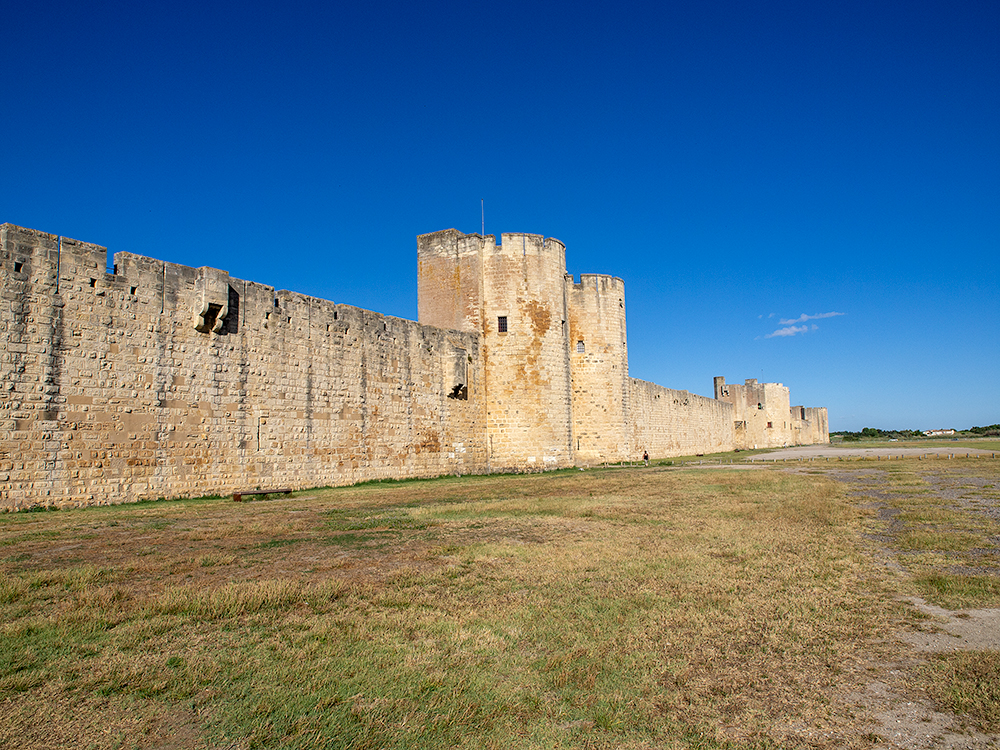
[2,223,828,509]
[0,225,487,509]
[627,379,735,458]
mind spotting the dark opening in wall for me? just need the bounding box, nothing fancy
[224,284,240,334]
[274,298,280,307]
[767,421,773,428]
[14,262,23,272]
[130,286,137,295]
[90,278,97,288]
[448,346,469,400]
[198,303,223,333]
[497,316,507,333]
[333,311,338,320]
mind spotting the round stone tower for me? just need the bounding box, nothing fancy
[566,273,629,462]
[479,233,573,469]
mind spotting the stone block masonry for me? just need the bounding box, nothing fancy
[1,224,486,509]
[1,223,828,509]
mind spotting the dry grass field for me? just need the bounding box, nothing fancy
[1,457,997,749]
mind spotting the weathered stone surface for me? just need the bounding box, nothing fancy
[0,223,827,509]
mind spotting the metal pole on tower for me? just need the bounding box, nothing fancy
[481,199,484,236]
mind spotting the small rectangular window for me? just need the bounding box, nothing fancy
[576,340,585,353]
[497,316,507,333]
[14,262,23,272]
[767,421,773,428]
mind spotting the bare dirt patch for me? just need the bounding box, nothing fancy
[788,457,1000,749]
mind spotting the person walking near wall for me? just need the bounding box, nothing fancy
[643,450,649,466]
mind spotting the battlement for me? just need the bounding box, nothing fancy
[416,228,487,259]
[2,223,110,294]
[570,273,626,291]
[1,221,827,509]
[494,232,565,257]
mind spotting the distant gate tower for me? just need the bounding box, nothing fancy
[417,229,630,469]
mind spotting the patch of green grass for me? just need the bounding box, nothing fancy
[896,508,966,525]
[851,461,1000,609]
[0,529,63,546]
[913,573,1000,609]
[256,538,300,549]
[322,531,394,549]
[920,650,1000,732]
[897,530,987,552]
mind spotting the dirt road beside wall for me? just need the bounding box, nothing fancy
[749,444,997,461]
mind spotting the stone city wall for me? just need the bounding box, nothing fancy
[627,379,735,459]
[714,377,828,450]
[1,224,487,509]
[418,230,577,471]
[2,223,829,509]
[791,406,829,446]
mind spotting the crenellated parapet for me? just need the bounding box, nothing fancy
[1,221,829,509]
[0,223,487,509]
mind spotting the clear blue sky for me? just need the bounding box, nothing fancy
[4,0,997,432]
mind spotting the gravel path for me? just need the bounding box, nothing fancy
[748,445,997,461]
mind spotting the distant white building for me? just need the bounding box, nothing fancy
[923,429,956,436]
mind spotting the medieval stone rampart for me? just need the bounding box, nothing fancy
[1,223,828,509]
[628,380,735,457]
[713,376,828,450]
[1,224,486,509]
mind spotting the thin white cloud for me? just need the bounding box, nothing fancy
[765,325,809,338]
[779,311,845,325]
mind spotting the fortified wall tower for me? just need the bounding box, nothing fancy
[567,274,629,462]
[713,376,828,449]
[418,230,574,470]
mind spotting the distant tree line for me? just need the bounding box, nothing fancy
[832,425,1000,441]
[833,427,923,442]
[968,424,1000,436]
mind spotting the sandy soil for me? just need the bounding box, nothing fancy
[781,455,1000,749]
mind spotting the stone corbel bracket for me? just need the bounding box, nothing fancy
[193,266,230,333]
